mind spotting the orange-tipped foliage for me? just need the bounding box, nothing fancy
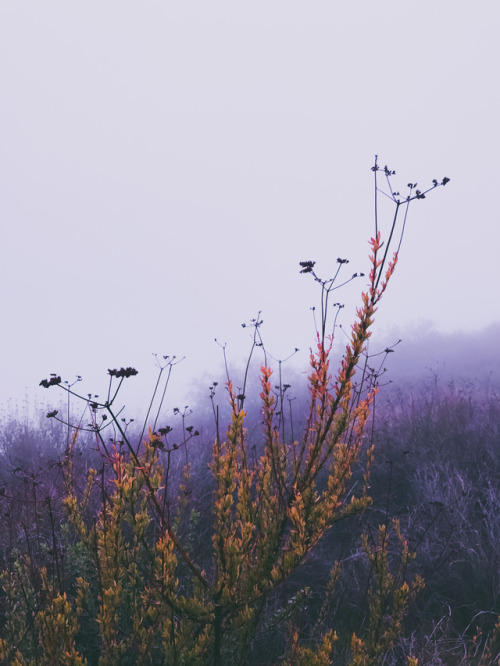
[1,160,448,663]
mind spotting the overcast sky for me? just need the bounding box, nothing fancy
[1,2,498,415]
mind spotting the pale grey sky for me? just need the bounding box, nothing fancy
[1,2,498,413]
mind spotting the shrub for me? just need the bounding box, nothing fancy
[0,160,452,665]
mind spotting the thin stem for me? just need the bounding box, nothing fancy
[374,202,400,294]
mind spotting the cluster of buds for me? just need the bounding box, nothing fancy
[108,367,138,378]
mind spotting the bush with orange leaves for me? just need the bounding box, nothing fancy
[0,159,451,665]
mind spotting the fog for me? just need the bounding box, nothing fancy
[1,3,499,416]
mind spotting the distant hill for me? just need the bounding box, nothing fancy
[378,321,500,386]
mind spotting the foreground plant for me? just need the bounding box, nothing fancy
[0,159,450,665]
